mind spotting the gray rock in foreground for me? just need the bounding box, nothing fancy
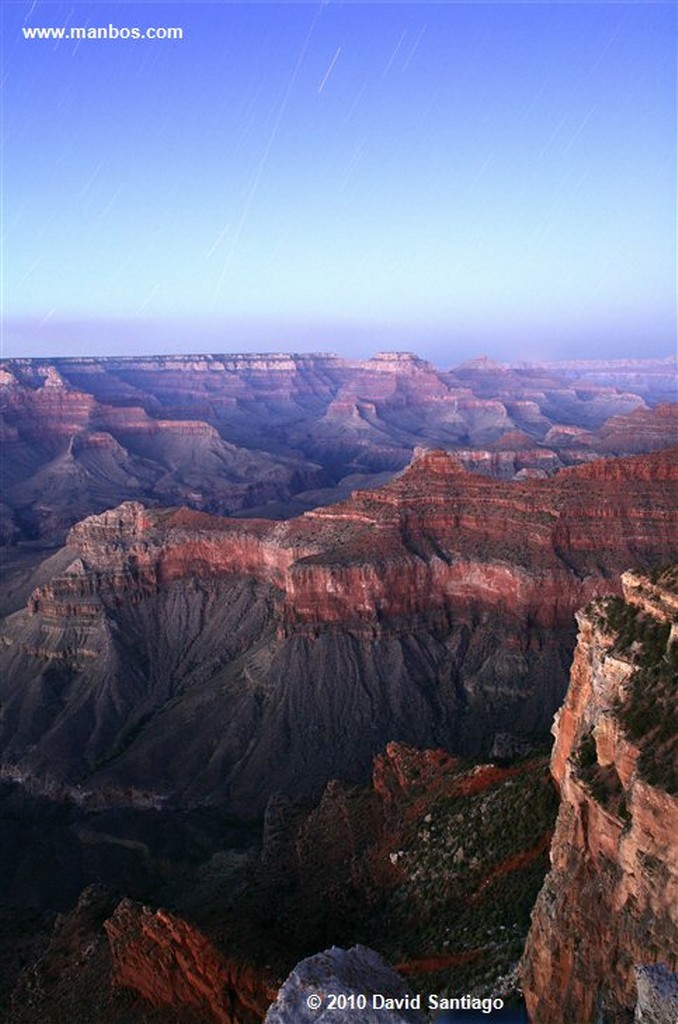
[635,964,678,1024]
[264,945,426,1023]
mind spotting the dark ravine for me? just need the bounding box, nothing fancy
[3,747,558,1023]
[2,573,675,1023]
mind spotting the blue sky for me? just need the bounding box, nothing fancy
[2,1,675,362]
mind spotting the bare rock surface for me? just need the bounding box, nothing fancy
[264,945,426,1023]
[1,449,676,816]
[521,568,678,1023]
[634,965,678,1024]
[2,353,675,541]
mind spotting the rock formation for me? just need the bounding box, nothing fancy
[521,567,678,1023]
[2,353,675,541]
[251,743,557,1008]
[263,946,426,1023]
[3,748,557,1022]
[105,899,278,1024]
[0,449,676,815]
[4,884,281,1024]
[634,964,678,1024]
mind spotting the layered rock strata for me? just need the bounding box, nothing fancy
[2,353,675,542]
[0,450,676,813]
[25,447,678,630]
[521,568,678,1023]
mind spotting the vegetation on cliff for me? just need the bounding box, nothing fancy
[377,757,558,999]
[573,730,629,819]
[593,580,677,794]
[227,751,558,1010]
[522,567,678,1024]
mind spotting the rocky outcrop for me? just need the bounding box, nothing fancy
[521,568,678,1023]
[105,899,278,1024]
[620,570,678,624]
[3,745,558,1023]
[372,742,460,804]
[239,747,558,1013]
[2,746,557,1022]
[0,743,557,1022]
[3,882,280,1024]
[634,965,678,1024]
[263,946,426,1023]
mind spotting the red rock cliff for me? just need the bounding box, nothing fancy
[521,568,678,1023]
[105,899,279,1024]
[27,449,678,634]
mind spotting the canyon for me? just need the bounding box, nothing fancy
[0,447,675,817]
[7,561,674,1023]
[0,352,675,1023]
[1,352,675,542]
[3,743,559,1022]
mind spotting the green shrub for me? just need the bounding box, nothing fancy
[596,590,677,795]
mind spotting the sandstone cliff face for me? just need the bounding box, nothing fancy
[521,568,678,1024]
[1,450,676,814]
[105,899,278,1024]
[27,447,678,629]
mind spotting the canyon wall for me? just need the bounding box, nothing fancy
[521,568,678,1023]
[1,450,676,814]
[2,353,675,541]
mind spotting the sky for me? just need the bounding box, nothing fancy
[1,0,676,363]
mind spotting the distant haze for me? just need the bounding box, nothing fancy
[3,2,675,362]
[3,315,676,367]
